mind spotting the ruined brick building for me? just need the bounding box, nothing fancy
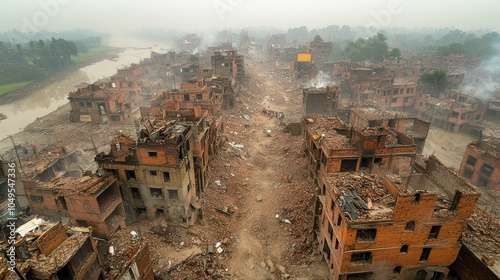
[140,105,222,209]
[13,146,81,212]
[291,53,315,80]
[413,90,487,133]
[68,84,132,124]
[450,207,500,279]
[303,86,340,115]
[0,220,104,279]
[303,115,419,187]
[315,156,480,280]
[211,50,245,82]
[0,219,153,280]
[23,173,126,239]
[459,136,499,190]
[309,35,333,64]
[95,119,200,225]
[348,107,430,154]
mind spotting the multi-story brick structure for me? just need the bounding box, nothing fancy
[23,173,126,238]
[164,78,222,116]
[205,76,235,109]
[376,78,417,110]
[383,57,409,75]
[348,107,430,154]
[411,53,476,71]
[459,136,499,190]
[211,50,245,81]
[309,35,333,64]
[68,84,132,124]
[303,86,340,115]
[315,156,480,280]
[303,115,419,186]
[414,90,487,133]
[140,105,222,204]
[95,118,200,225]
[485,96,500,123]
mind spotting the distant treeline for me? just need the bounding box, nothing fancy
[0,36,101,84]
[284,26,499,63]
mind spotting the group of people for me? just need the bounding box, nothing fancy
[22,143,37,155]
[261,108,285,119]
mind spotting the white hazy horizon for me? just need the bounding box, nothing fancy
[0,0,498,36]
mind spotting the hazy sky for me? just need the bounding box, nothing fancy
[0,0,498,34]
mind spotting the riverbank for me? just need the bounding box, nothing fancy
[0,45,123,105]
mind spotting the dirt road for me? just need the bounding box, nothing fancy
[207,57,329,279]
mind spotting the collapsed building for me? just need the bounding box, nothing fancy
[140,105,222,206]
[0,220,104,279]
[450,207,500,279]
[291,53,316,80]
[348,107,430,154]
[211,50,245,82]
[100,228,154,280]
[413,90,487,133]
[95,119,201,225]
[13,146,81,211]
[315,156,480,280]
[0,219,153,280]
[23,172,126,239]
[303,85,340,115]
[459,136,499,190]
[160,77,222,116]
[68,84,132,124]
[303,115,419,186]
[308,35,333,64]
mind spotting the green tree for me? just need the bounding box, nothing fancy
[420,69,448,93]
[388,48,401,57]
[345,33,389,63]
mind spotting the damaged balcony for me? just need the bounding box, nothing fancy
[105,206,125,233]
[97,181,121,216]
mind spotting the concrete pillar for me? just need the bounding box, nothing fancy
[146,207,156,219]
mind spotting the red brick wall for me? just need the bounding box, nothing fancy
[24,180,69,218]
[459,145,500,190]
[450,246,499,280]
[317,172,478,280]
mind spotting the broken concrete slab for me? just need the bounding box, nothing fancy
[278,265,286,274]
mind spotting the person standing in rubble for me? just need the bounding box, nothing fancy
[31,143,37,155]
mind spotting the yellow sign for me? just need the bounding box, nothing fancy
[297,53,311,62]
[80,115,92,122]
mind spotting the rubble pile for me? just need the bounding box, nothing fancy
[353,107,404,120]
[162,245,231,280]
[101,229,143,279]
[462,208,500,258]
[326,173,396,221]
[275,181,317,264]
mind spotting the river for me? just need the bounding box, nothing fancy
[0,36,171,141]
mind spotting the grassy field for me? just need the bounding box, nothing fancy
[0,81,34,96]
[71,45,112,64]
[0,45,112,96]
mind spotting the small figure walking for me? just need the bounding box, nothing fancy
[31,143,37,155]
